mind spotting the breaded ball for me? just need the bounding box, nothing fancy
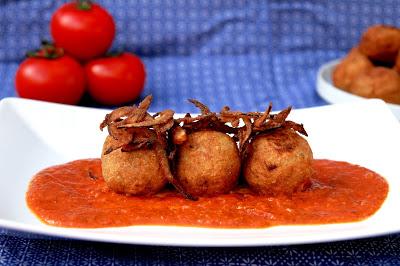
[348,67,400,104]
[359,25,400,63]
[101,134,167,195]
[176,130,240,196]
[243,128,313,196]
[332,47,374,91]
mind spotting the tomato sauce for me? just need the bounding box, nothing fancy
[26,159,388,228]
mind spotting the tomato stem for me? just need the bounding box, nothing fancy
[76,0,92,10]
[26,41,64,59]
[106,51,124,57]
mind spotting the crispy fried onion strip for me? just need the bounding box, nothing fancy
[100,96,175,151]
[224,106,307,158]
[175,100,237,135]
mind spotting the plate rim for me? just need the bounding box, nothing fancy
[1,217,400,247]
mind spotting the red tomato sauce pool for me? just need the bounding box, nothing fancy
[26,159,388,228]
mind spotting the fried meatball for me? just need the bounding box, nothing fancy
[348,67,400,104]
[176,130,240,196]
[359,25,400,63]
[101,134,167,195]
[332,47,374,91]
[243,128,313,196]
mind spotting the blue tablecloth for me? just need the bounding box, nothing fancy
[1,0,400,265]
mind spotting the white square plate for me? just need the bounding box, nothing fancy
[0,97,400,247]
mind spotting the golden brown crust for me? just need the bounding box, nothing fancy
[176,131,241,196]
[332,47,373,91]
[101,135,167,195]
[348,67,400,104]
[359,25,400,63]
[243,128,313,196]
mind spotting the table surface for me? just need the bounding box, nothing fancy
[1,0,400,265]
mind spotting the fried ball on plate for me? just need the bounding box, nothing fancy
[101,134,167,195]
[359,25,400,63]
[243,127,313,196]
[332,47,374,91]
[175,130,241,196]
[348,67,400,104]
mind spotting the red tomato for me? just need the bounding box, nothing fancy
[15,55,86,105]
[85,53,146,105]
[50,1,115,61]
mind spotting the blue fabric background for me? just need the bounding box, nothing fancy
[1,0,400,265]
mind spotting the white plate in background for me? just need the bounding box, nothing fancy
[317,59,400,119]
[0,98,400,247]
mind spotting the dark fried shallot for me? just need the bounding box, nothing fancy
[100,95,175,153]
